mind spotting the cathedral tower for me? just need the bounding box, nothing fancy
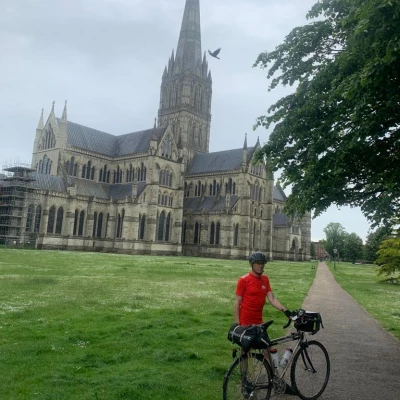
[158,0,212,165]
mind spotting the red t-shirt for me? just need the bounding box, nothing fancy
[235,273,272,325]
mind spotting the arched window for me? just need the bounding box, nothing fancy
[55,207,64,234]
[216,222,221,245]
[47,206,56,234]
[97,213,103,238]
[182,221,187,244]
[158,211,165,241]
[34,205,42,233]
[73,210,79,236]
[194,222,200,244]
[165,213,171,242]
[210,222,215,244]
[26,204,35,232]
[78,211,85,236]
[139,215,146,240]
[92,212,98,237]
[234,224,239,247]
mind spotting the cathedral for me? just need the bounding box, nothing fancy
[0,0,311,261]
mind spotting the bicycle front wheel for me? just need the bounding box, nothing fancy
[290,340,330,400]
[223,352,272,400]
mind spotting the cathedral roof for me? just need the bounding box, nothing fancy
[187,147,256,174]
[273,213,289,226]
[26,172,146,200]
[62,119,167,157]
[183,194,239,212]
[273,185,287,202]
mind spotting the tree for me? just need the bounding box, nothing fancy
[254,0,400,227]
[364,226,391,262]
[376,237,400,280]
[343,232,363,263]
[323,222,346,258]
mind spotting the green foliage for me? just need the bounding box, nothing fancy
[376,236,400,278]
[364,226,391,262]
[343,232,364,263]
[0,249,316,400]
[323,222,346,257]
[310,241,316,258]
[254,0,400,227]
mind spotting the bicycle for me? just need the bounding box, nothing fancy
[223,309,330,400]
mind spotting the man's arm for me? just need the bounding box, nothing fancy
[266,291,287,313]
[234,295,242,324]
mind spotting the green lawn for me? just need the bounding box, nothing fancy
[0,250,316,400]
[328,261,400,340]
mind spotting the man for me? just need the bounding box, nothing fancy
[234,252,292,326]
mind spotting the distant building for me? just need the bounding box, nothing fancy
[313,241,330,260]
[0,0,311,261]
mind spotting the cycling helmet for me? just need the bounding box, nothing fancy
[248,252,267,264]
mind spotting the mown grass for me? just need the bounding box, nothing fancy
[328,261,400,340]
[0,250,316,400]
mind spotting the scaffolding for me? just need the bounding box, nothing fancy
[0,162,39,247]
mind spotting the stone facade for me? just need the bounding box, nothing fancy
[0,0,311,261]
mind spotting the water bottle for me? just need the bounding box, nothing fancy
[279,348,293,368]
[270,348,279,370]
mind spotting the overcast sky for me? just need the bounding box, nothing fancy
[0,0,372,243]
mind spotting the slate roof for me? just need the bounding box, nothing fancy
[61,119,166,157]
[273,213,289,226]
[273,185,287,202]
[184,195,239,212]
[187,147,256,174]
[24,173,146,200]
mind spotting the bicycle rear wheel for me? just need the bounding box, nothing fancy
[223,352,272,400]
[290,340,330,400]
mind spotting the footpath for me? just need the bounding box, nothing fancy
[283,262,400,400]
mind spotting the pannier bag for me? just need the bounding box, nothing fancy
[227,323,270,352]
[294,311,323,335]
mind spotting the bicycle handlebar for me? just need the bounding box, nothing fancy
[283,308,305,329]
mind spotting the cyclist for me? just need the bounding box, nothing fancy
[234,252,293,326]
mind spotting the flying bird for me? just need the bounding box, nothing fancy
[208,48,221,59]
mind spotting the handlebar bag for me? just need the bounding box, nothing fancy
[294,312,323,335]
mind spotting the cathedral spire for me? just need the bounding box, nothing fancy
[37,108,44,129]
[243,133,248,150]
[175,0,202,71]
[62,100,68,122]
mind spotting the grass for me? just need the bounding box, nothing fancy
[0,249,316,400]
[328,261,400,340]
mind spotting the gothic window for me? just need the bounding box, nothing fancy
[116,209,124,238]
[73,163,78,177]
[184,182,188,198]
[182,221,187,244]
[42,126,55,150]
[194,222,200,244]
[78,210,85,236]
[234,224,239,247]
[97,213,103,238]
[34,205,42,233]
[169,195,173,207]
[139,214,146,240]
[162,136,173,158]
[82,165,86,179]
[158,211,165,241]
[93,212,98,237]
[55,207,64,234]
[210,222,215,244]
[233,182,236,195]
[87,161,91,179]
[47,206,56,234]
[165,213,171,242]
[91,167,95,180]
[138,163,146,182]
[65,161,70,175]
[216,222,221,245]
[38,155,52,175]
[100,169,103,182]
[26,204,35,232]
[105,213,110,238]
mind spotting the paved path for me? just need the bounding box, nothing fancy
[282,262,400,400]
